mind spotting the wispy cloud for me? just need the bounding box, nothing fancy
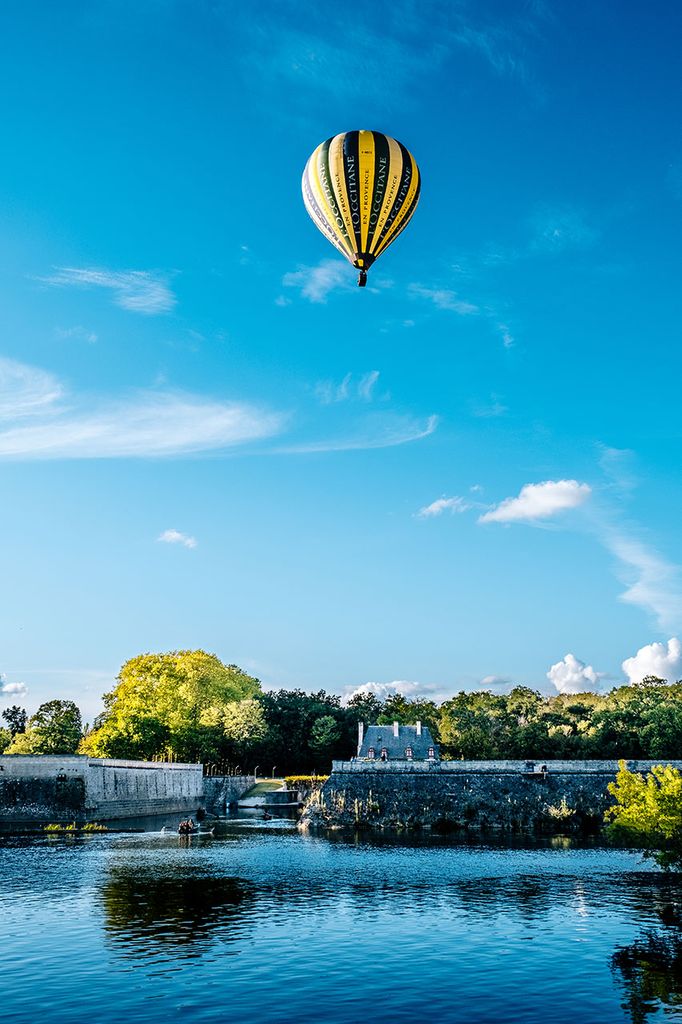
[471,393,508,418]
[479,674,514,692]
[241,3,547,106]
[530,205,599,254]
[278,413,438,454]
[0,357,284,460]
[54,326,98,344]
[358,370,380,400]
[599,527,682,632]
[283,259,352,303]
[38,267,176,314]
[479,479,591,524]
[315,371,381,405]
[0,358,63,420]
[417,496,471,518]
[158,529,197,550]
[408,283,479,315]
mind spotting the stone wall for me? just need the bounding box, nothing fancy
[203,776,255,814]
[302,760,682,833]
[0,756,204,824]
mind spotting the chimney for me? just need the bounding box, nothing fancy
[393,720,399,738]
[416,720,422,737]
[357,721,364,756]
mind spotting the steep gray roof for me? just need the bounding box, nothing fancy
[358,723,439,760]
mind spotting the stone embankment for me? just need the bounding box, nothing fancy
[0,755,253,825]
[300,759,682,833]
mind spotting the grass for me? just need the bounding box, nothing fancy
[247,780,284,795]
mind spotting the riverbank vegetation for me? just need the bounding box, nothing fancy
[3,652,682,773]
[606,760,682,870]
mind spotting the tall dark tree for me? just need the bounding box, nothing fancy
[2,705,27,737]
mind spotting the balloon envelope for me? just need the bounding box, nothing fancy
[302,130,420,285]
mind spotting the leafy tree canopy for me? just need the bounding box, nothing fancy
[6,700,82,755]
[606,760,682,870]
[80,651,260,762]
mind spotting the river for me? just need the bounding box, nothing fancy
[1,815,681,1023]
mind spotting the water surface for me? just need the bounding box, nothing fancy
[2,820,680,1023]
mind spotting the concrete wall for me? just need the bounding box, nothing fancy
[203,775,254,814]
[303,760,682,832]
[0,755,204,824]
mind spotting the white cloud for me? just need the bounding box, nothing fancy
[622,638,682,685]
[158,529,197,550]
[278,413,438,454]
[343,679,447,704]
[547,653,600,694]
[358,370,380,401]
[0,358,63,421]
[409,283,479,315]
[418,496,471,518]
[55,326,98,344]
[0,679,28,698]
[479,675,514,692]
[283,259,352,303]
[600,530,682,632]
[497,323,514,348]
[479,479,591,524]
[38,267,176,314]
[315,371,381,405]
[0,357,284,460]
[471,393,508,418]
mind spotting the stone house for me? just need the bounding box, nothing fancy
[356,721,439,762]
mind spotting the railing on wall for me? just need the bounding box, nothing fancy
[202,763,245,777]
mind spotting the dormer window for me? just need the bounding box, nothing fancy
[380,747,388,761]
[428,746,435,759]
[405,746,413,759]
[367,747,376,759]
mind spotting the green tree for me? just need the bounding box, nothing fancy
[0,726,11,753]
[2,705,27,737]
[605,760,682,869]
[310,715,341,766]
[6,701,82,755]
[219,699,268,761]
[5,729,42,754]
[80,651,260,762]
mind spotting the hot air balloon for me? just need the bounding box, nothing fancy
[302,130,420,287]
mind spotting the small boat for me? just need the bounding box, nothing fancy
[161,825,215,837]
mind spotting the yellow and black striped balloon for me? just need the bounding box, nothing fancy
[302,130,420,286]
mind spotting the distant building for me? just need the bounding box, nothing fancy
[356,721,439,762]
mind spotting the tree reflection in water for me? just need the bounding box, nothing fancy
[612,903,682,1024]
[99,864,256,959]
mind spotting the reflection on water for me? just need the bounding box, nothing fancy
[611,897,682,1024]
[100,864,256,956]
[2,826,682,1024]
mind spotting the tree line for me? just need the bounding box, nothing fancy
[2,650,682,773]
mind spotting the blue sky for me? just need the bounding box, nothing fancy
[2,1,682,720]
